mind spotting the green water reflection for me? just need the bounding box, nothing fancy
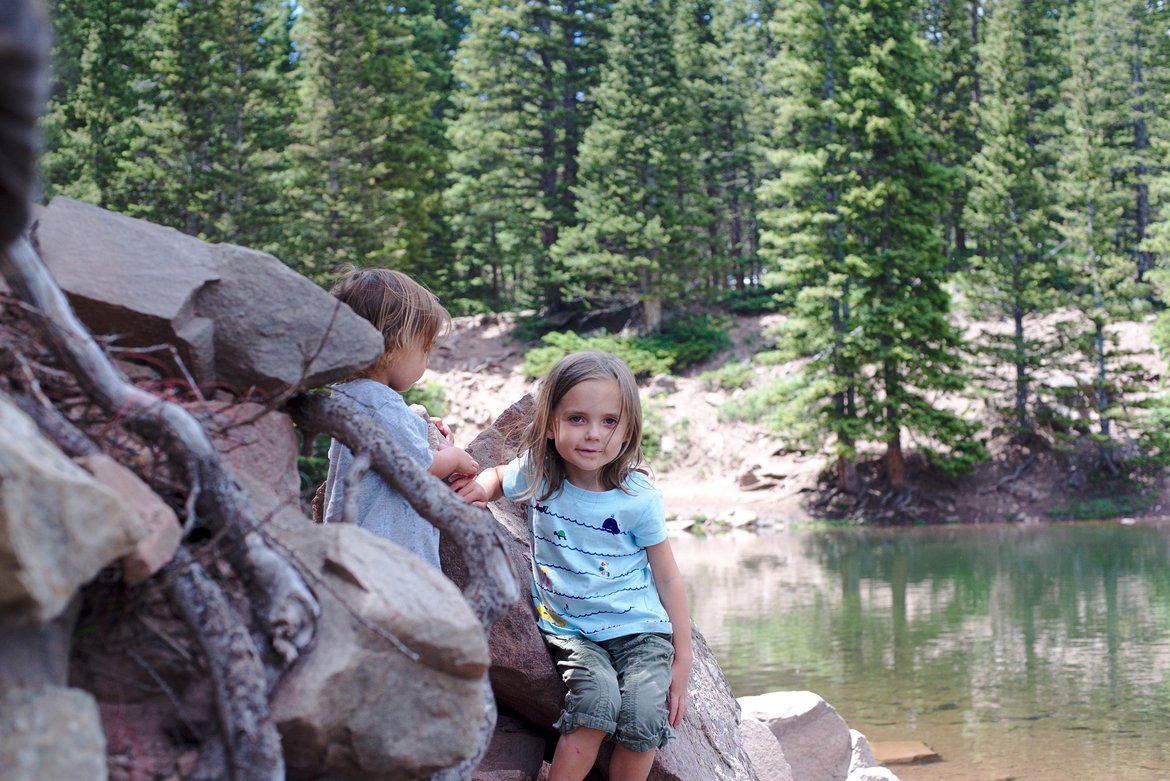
[673,523,1170,781]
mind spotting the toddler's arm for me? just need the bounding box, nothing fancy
[648,540,693,728]
[430,446,478,481]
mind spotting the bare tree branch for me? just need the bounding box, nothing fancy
[286,391,520,629]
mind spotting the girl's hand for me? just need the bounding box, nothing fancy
[667,657,690,727]
[451,476,489,507]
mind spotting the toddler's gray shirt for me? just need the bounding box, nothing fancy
[323,378,440,569]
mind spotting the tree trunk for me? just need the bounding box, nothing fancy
[885,434,906,492]
[835,454,860,496]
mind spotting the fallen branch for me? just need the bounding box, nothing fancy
[286,391,519,628]
[1,235,319,670]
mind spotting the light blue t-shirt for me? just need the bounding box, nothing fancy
[502,455,671,641]
[323,379,440,569]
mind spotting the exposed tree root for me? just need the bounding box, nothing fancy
[165,547,282,781]
[979,453,1038,494]
[1,235,319,671]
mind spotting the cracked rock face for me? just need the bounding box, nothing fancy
[32,196,385,398]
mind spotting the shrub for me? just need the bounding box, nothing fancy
[404,380,448,418]
[522,331,673,379]
[521,314,732,380]
[638,314,731,371]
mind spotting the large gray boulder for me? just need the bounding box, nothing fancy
[738,691,852,781]
[74,453,181,585]
[270,522,491,781]
[451,395,758,781]
[738,716,793,781]
[0,682,107,781]
[0,394,145,627]
[31,196,384,397]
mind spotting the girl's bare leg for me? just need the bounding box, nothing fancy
[608,745,657,781]
[548,727,606,781]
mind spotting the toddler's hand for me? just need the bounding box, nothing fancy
[451,448,479,476]
[430,416,456,445]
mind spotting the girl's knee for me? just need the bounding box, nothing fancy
[557,671,621,734]
[614,695,671,752]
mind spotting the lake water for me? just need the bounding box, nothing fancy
[672,522,1170,781]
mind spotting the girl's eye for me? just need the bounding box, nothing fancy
[567,415,584,424]
[604,418,619,427]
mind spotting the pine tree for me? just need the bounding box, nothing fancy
[288,0,435,282]
[959,0,1063,434]
[1050,0,1152,470]
[379,0,464,292]
[757,0,983,495]
[552,0,707,330]
[920,0,980,266]
[40,0,155,209]
[678,0,775,294]
[123,0,297,248]
[444,0,608,312]
[756,0,864,491]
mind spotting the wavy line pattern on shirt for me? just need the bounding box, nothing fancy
[534,534,641,557]
[563,606,634,620]
[535,503,632,535]
[536,560,643,580]
[579,619,673,636]
[540,584,648,601]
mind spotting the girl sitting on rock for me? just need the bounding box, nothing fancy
[458,350,692,781]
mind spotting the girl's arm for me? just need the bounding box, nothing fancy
[647,539,693,728]
[453,464,506,505]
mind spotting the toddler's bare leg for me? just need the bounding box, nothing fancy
[548,727,606,781]
[608,745,657,781]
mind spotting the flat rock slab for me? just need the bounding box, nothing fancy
[870,741,939,765]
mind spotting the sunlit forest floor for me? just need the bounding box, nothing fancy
[427,312,1170,526]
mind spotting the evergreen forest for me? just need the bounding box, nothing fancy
[40,0,1170,496]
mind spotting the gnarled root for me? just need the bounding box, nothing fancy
[0,236,319,670]
[165,546,283,781]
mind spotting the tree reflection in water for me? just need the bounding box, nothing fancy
[674,522,1170,781]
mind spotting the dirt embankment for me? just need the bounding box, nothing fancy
[426,312,1170,526]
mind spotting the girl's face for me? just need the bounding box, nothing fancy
[373,336,430,392]
[547,377,628,491]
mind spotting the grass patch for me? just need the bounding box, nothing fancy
[700,361,752,391]
[404,380,448,417]
[1045,491,1156,521]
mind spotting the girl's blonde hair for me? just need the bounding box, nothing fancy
[330,265,451,378]
[518,350,646,501]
